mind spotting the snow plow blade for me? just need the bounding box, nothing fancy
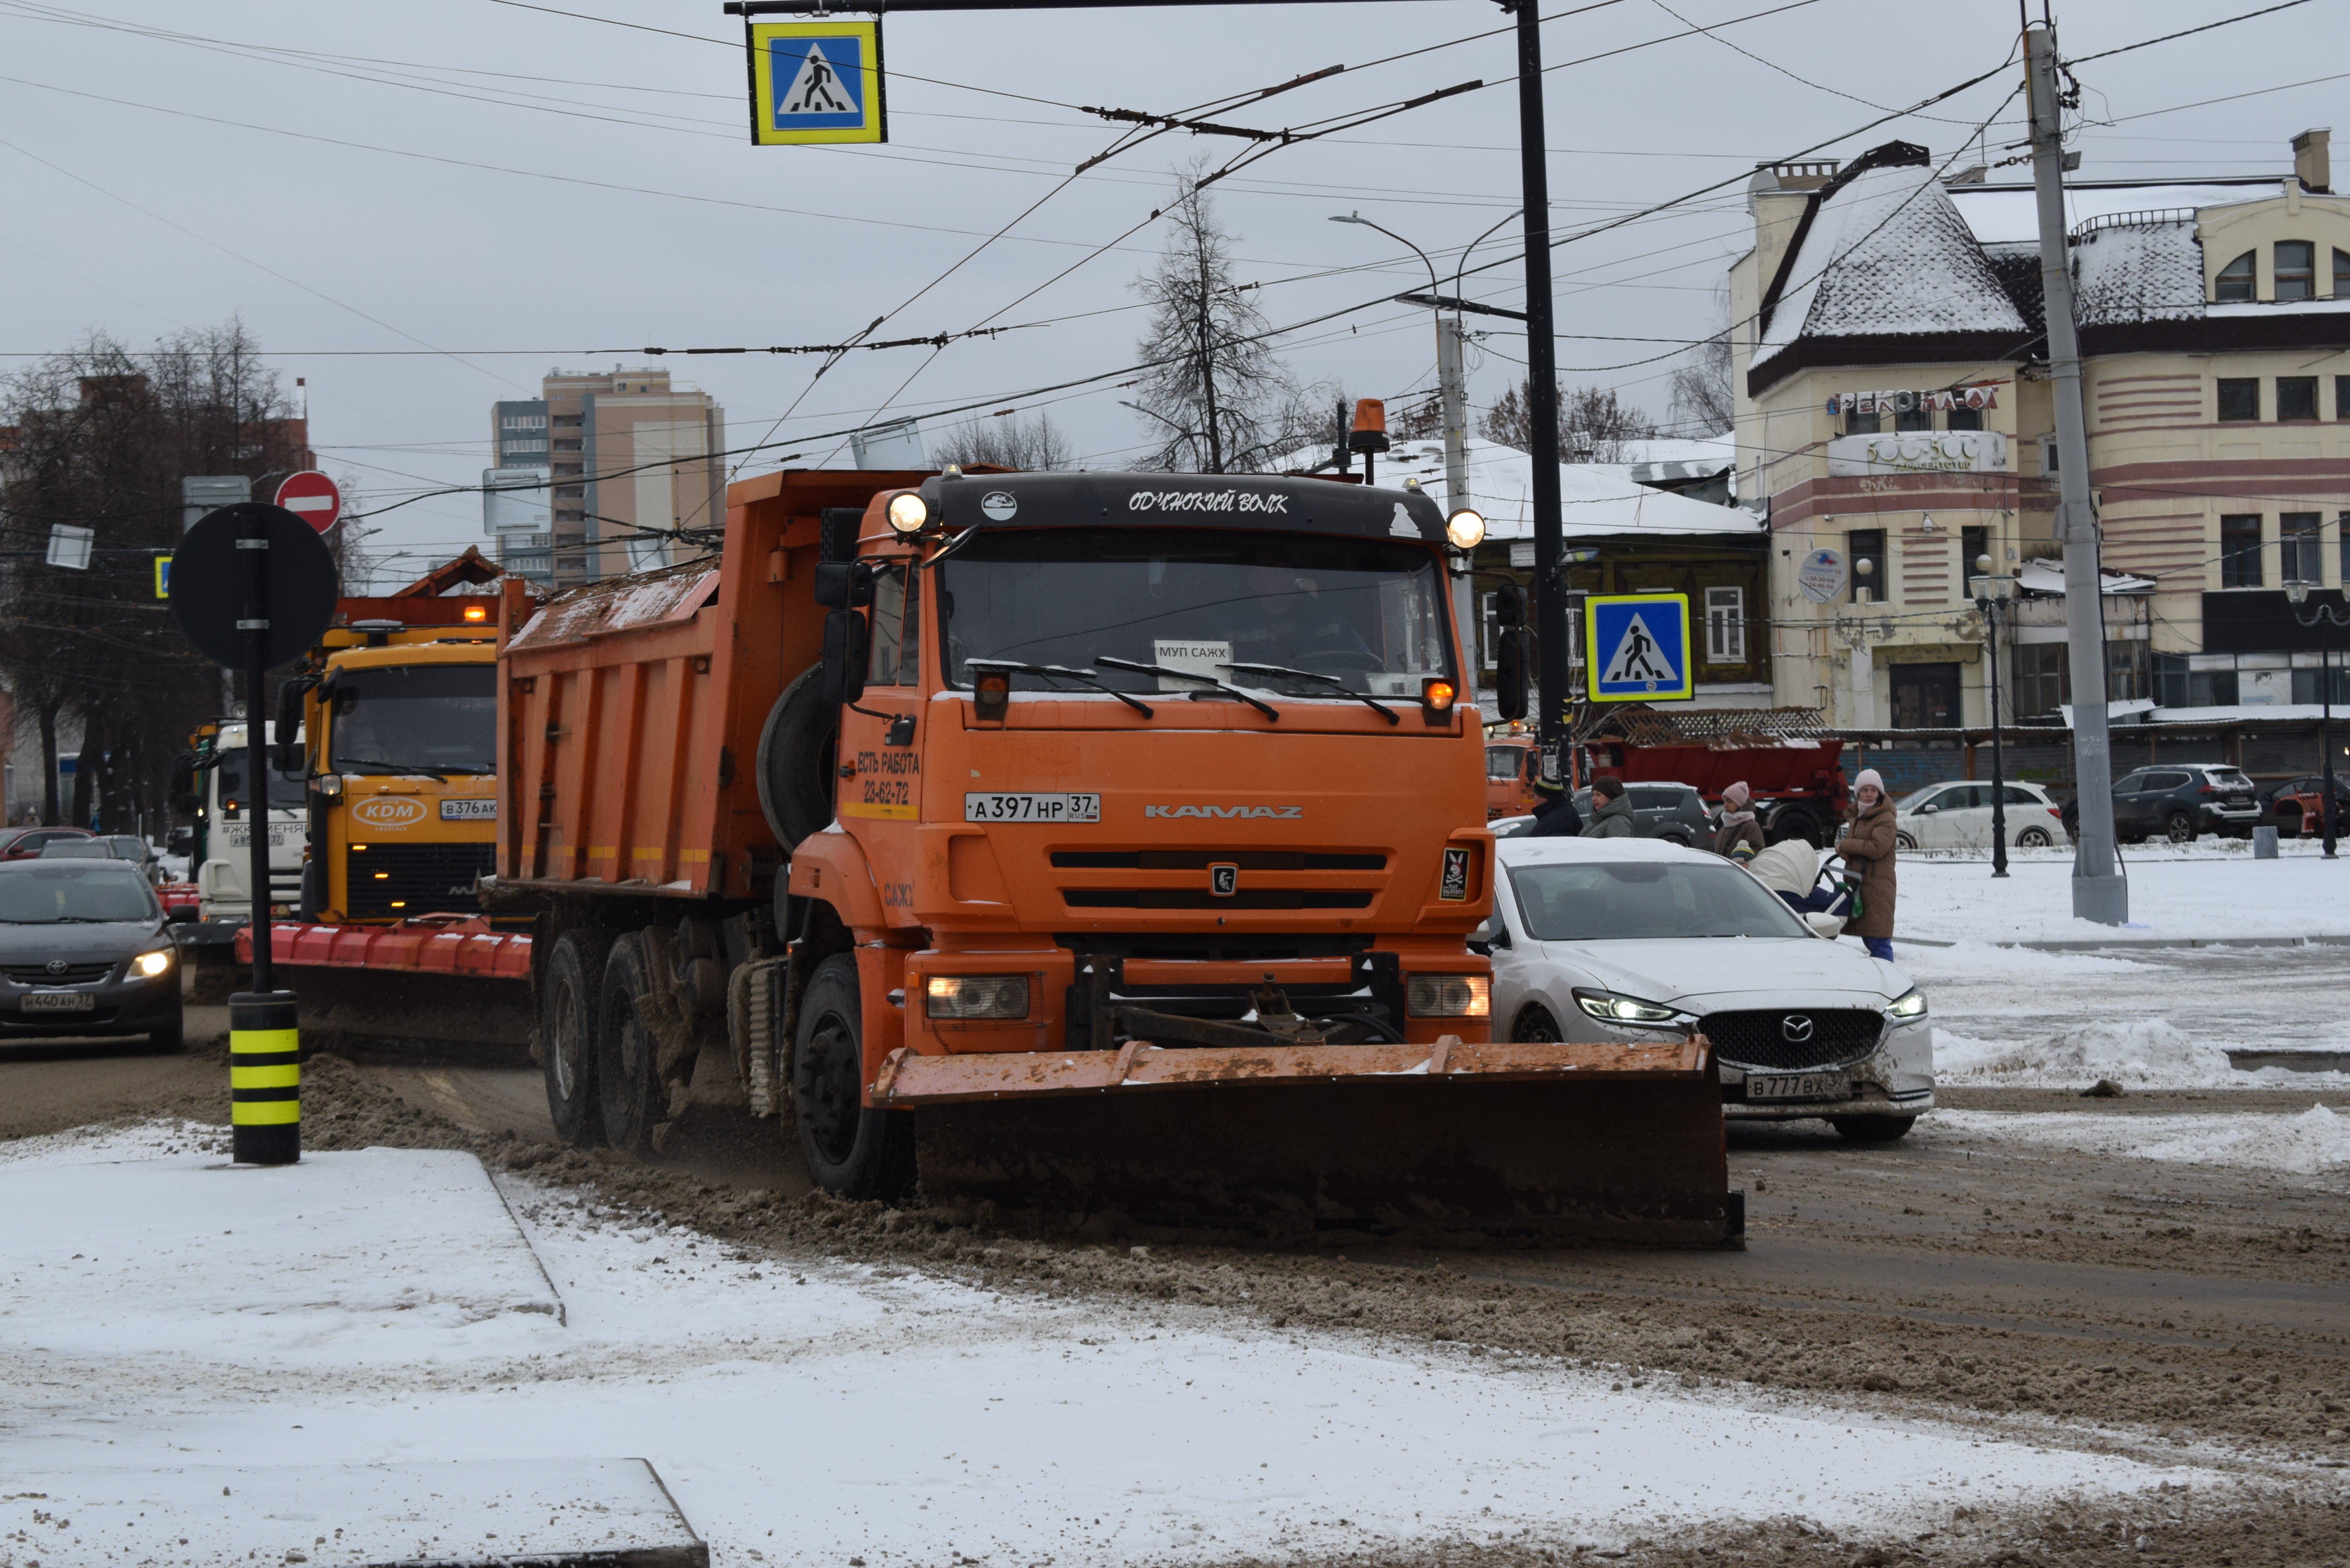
[241,917,537,1064]
[876,1036,1735,1246]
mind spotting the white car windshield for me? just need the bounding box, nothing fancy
[1508,859,1812,941]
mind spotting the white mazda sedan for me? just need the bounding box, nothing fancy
[1487,835,1933,1141]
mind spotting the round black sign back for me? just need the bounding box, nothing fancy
[169,502,340,671]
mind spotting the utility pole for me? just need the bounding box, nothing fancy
[1510,1,1569,780]
[2026,21,2125,924]
[1437,313,1477,699]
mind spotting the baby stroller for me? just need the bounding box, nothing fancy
[1744,839,1862,938]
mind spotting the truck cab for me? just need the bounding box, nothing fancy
[195,721,306,924]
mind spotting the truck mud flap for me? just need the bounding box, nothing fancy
[876,1039,1732,1246]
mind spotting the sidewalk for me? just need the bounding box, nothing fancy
[1894,849,2346,947]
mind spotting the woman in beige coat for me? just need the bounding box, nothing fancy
[1834,767,1897,960]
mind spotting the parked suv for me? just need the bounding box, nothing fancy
[2267,775,2350,838]
[2063,763,2261,844]
[1570,781,1711,846]
[1893,780,2065,850]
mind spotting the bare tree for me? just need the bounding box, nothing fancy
[1667,291,1735,435]
[1478,379,1658,462]
[0,320,316,828]
[928,410,1075,471]
[1128,166,1312,472]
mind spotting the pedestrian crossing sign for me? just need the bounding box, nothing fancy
[746,19,885,145]
[1585,593,1692,703]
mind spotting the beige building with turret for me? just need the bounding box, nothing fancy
[1733,129,2350,730]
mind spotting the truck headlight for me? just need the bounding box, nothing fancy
[134,949,175,978]
[1406,973,1489,1018]
[926,974,1029,1020]
[1885,988,1927,1022]
[1572,987,1685,1027]
[1445,508,1486,549]
[886,492,931,535]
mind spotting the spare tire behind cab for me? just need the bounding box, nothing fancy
[757,663,838,852]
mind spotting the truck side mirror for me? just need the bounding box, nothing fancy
[1495,630,1529,724]
[272,674,316,774]
[812,562,874,610]
[1494,581,1526,629]
[820,609,869,705]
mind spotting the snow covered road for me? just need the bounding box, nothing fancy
[0,1127,2238,1567]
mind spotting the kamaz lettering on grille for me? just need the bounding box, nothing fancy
[1142,804,1304,818]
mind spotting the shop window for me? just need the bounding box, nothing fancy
[2156,654,2238,709]
[1845,405,1881,436]
[2275,241,2317,301]
[2279,376,2320,421]
[2106,641,2149,704]
[2013,643,2066,719]
[1962,525,1991,587]
[2282,512,2322,584]
[2336,249,2350,297]
[2220,514,2263,588]
[2295,665,2350,704]
[1848,528,1886,604]
[1704,585,1745,663]
[1894,398,1931,432]
[2339,376,2350,419]
[1947,405,1983,431]
[2214,250,2256,302]
[2216,378,2260,421]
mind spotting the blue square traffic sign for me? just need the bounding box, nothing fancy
[1585,593,1692,702]
[748,20,885,145]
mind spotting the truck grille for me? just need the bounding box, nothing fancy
[346,843,496,919]
[1704,1008,1883,1071]
[1064,889,1374,910]
[3,962,113,984]
[1052,850,1386,871]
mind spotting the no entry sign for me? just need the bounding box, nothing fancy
[274,470,342,533]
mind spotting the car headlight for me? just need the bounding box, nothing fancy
[925,974,1029,1020]
[1572,987,1686,1027]
[1885,988,1927,1022]
[1406,973,1490,1018]
[134,949,175,978]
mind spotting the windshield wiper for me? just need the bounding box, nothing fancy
[1096,657,1280,721]
[963,660,1155,718]
[330,757,449,782]
[1219,662,1398,725]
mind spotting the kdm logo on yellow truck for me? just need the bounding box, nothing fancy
[350,796,428,829]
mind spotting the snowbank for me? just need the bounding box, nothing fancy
[0,1125,2228,1565]
[1934,1019,2239,1089]
[1930,1104,2349,1175]
[1894,851,2350,946]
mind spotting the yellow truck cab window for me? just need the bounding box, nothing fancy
[329,665,497,775]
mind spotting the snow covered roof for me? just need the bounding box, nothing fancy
[1351,437,1761,540]
[2015,558,2156,596]
[1753,158,2027,379]
[1616,436,1735,491]
[1945,179,2286,247]
[2070,215,2207,326]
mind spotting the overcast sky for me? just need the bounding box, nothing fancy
[5,0,2341,585]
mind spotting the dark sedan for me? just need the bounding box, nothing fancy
[0,860,184,1051]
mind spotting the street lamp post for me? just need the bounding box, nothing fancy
[1972,556,2014,878]
[2286,582,2343,858]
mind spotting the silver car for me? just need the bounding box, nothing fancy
[1487,835,1933,1142]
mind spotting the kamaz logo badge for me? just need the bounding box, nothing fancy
[1143,804,1303,819]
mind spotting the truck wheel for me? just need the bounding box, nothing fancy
[541,929,611,1147]
[597,932,663,1157]
[758,665,839,852]
[1766,810,1822,849]
[791,952,915,1200]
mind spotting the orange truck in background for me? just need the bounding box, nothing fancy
[486,467,1732,1241]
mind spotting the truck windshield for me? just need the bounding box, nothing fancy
[215,754,309,814]
[935,527,1455,699]
[329,664,498,775]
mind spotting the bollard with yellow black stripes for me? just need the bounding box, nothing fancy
[229,990,301,1165]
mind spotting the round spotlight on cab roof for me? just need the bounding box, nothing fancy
[886,492,931,535]
[1445,508,1487,550]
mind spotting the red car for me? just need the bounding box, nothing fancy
[0,826,94,861]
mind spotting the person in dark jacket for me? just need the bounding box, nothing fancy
[1712,780,1765,862]
[1834,767,1898,961]
[1583,776,1636,838]
[1526,776,1583,837]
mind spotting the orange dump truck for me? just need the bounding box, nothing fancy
[487,467,1732,1241]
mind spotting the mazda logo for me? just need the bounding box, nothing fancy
[45,959,67,975]
[1781,1014,1815,1043]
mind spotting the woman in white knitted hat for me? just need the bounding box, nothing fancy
[1834,767,1898,961]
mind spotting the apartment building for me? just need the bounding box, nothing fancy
[489,398,551,584]
[529,368,727,587]
[1732,129,2350,729]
